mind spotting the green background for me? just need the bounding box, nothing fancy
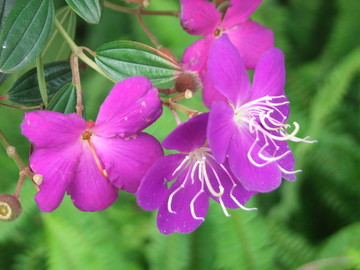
[1,0,360,269]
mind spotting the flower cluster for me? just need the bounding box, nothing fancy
[19,0,314,234]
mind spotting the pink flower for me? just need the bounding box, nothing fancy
[180,0,274,106]
[21,77,163,212]
[207,35,315,192]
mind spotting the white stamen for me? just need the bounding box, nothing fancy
[172,156,189,176]
[278,165,302,175]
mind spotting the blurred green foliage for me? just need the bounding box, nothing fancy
[1,0,360,269]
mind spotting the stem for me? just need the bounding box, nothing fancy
[13,173,26,200]
[36,56,48,106]
[0,130,26,170]
[104,1,179,17]
[0,103,43,111]
[135,12,161,49]
[70,54,83,116]
[54,18,116,83]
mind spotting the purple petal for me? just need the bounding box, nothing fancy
[251,48,286,100]
[136,154,185,211]
[208,101,236,163]
[221,0,263,28]
[163,113,208,152]
[32,143,82,212]
[202,71,227,107]
[93,132,163,193]
[67,144,118,211]
[206,159,255,209]
[228,129,282,192]
[181,36,213,75]
[208,34,251,106]
[157,170,209,234]
[94,77,162,138]
[227,20,274,69]
[180,0,220,36]
[21,111,85,148]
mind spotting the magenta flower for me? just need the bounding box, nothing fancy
[207,35,315,193]
[180,0,274,106]
[136,113,255,234]
[21,77,163,212]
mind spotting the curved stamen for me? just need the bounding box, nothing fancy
[168,167,191,214]
[172,156,190,176]
[278,165,302,175]
[219,164,257,211]
[190,179,205,221]
[84,139,108,178]
[200,157,224,197]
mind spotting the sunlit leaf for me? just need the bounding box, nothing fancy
[7,62,72,106]
[0,0,54,72]
[95,40,181,86]
[65,0,103,24]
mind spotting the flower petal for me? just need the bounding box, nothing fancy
[163,113,208,152]
[202,71,227,107]
[180,0,220,36]
[93,132,163,193]
[181,36,213,75]
[67,143,118,211]
[251,48,286,100]
[227,20,274,69]
[136,154,185,211]
[206,159,255,209]
[208,101,236,163]
[157,170,209,234]
[221,0,263,29]
[94,77,162,138]
[32,143,82,212]
[208,34,251,106]
[228,129,282,192]
[21,111,85,148]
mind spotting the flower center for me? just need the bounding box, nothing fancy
[81,124,108,179]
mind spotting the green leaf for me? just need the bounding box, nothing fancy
[0,0,16,31]
[36,56,48,106]
[7,61,72,106]
[0,0,55,73]
[46,83,77,114]
[95,40,181,86]
[42,6,76,63]
[65,0,103,24]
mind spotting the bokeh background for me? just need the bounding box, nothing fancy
[1,0,360,269]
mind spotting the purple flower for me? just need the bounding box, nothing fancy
[136,113,255,234]
[207,35,315,193]
[21,77,163,212]
[180,0,274,106]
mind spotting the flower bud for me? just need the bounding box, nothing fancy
[174,72,202,93]
[0,194,22,221]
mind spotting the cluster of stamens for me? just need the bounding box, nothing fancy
[234,95,316,174]
[167,146,255,220]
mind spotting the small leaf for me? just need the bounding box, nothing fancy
[0,0,16,31]
[7,62,72,106]
[0,0,55,73]
[95,41,181,86]
[42,6,76,63]
[0,72,9,86]
[65,0,103,24]
[46,83,77,114]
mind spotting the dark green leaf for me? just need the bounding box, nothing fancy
[42,6,76,63]
[46,83,77,114]
[0,0,55,73]
[65,0,103,24]
[0,72,9,86]
[95,41,181,86]
[0,0,16,31]
[7,62,72,106]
